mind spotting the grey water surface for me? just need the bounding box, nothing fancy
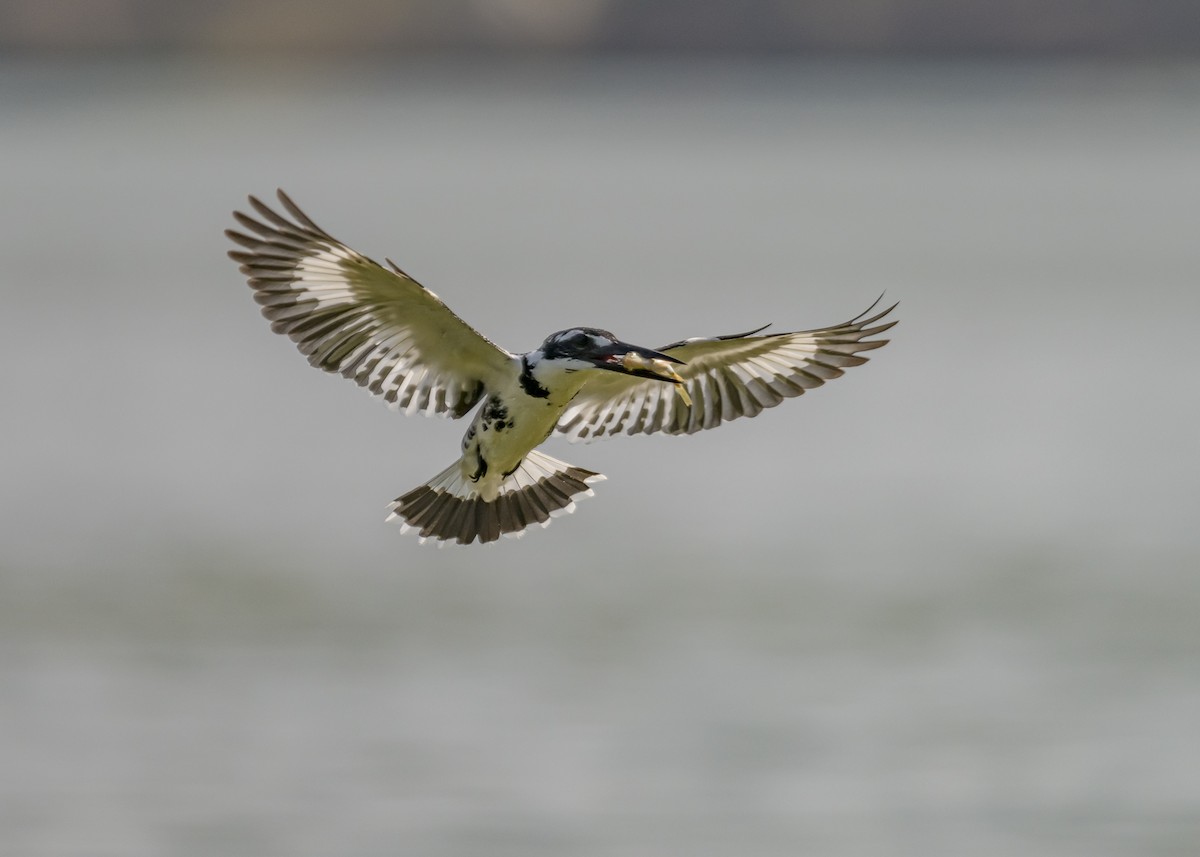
[2,57,1198,856]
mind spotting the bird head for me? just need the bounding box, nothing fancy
[539,328,685,382]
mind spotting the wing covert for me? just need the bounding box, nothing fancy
[556,300,896,441]
[227,190,514,419]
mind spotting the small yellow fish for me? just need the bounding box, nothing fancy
[621,351,692,408]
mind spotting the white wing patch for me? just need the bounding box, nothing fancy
[227,190,515,420]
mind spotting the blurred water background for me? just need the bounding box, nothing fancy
[2,5,1200,854]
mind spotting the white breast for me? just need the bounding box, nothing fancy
[459,367,590,501]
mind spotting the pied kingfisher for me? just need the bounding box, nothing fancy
[228,191,896,545]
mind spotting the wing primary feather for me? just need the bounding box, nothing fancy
[658,323,773,353]
[275,189,334,236]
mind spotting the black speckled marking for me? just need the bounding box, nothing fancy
[519,355,550,399]
[481,396,513,432]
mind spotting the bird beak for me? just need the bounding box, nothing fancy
[596,342,686,383]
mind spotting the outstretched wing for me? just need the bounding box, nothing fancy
[227,190,514,419]
[556,300,896,441]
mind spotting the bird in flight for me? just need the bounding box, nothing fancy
[227,191,895,545]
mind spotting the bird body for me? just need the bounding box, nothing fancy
[228,191,895,545]
[458,359,590,501]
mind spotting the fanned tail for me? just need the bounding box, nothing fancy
[387,450,606,545]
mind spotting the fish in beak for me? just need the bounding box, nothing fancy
[595,343,692,407]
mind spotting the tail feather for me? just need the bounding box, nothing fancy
[387,449,605,545]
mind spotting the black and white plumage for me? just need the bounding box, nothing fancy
[228,190,896,545]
